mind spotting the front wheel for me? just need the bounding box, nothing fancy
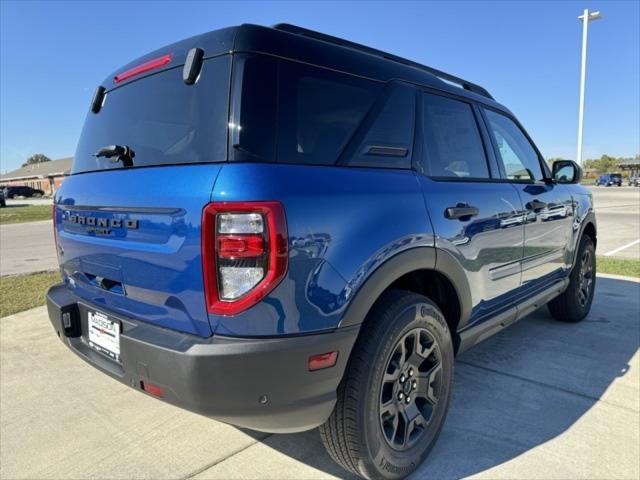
[320,290,454,479]
[548,235,596,322]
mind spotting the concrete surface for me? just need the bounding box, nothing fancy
[0,220,57,276]
[588,186,640,260]
[1,274,638,479]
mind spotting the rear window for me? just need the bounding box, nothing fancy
[73,55,230,174]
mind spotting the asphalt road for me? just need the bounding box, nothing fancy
[588,186,640,259]
[0,198,55,276]
[0,220,58,276]
[1,274,638,479]
[2,198,52,206]
[2,187,638,278]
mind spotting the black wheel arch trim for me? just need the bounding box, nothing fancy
[338,247,473,334]
[573,211,597,269]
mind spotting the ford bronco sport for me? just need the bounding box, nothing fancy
[47,24,597,479]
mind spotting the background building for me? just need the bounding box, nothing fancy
[0,157,72,195]
[619,158,640,180]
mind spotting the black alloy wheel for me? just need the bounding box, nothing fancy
[379,327,443,451]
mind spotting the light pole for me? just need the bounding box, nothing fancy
[576,9,602,167]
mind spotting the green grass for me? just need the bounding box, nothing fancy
[0,271,60,317]
[0,205,52,225]
[597,256,640,278]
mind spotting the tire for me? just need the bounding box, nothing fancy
[548,235,596,322]
[320,290,454,479]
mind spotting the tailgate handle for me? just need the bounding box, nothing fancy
[86,274,125,295]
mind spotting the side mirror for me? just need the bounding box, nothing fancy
[552,160,582,184]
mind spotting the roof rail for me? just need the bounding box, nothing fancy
[272,23,494,100]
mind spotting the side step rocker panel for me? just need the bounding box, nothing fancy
[457,278,569,354]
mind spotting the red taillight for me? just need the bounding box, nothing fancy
[114,54,172,84]
[308,352,338,371]
[202,202,288,315]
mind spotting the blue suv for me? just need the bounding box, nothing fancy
[47,24,597,479]
[595,173,622,186]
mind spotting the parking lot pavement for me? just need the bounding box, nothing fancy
[589,186,640,260]
[0,220,57,276]
[1,273,638,480]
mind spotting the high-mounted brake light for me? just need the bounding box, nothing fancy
[113,54,173,84]
[202,202,288,315]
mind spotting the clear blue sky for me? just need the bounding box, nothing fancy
[1,1,638,172]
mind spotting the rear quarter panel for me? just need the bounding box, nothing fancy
[565,184,596,267]
[210,163,433,336]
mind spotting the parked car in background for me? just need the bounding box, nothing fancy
[628,174,639,187]
[47,23,597,480]
[595,173,622,186]
[1,185,45,198]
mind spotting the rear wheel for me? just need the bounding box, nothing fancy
[320,290,454,479]
[548,235,596,322]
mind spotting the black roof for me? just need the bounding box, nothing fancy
[104,23,509,113]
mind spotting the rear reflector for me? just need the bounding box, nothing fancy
[308,351,338,371]
[140,381,164,398]
[114,54,173,84]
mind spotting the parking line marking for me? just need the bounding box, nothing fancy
[604,239,640,257]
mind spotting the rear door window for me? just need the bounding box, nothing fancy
[73,55,230,174]
[420,93,490,179]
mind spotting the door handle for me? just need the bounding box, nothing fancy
[445,203,479,220]
[526,199,548,211]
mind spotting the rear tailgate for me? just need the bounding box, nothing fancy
[55,165,220,337]
[55,49,232,337]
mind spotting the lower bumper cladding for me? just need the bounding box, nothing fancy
[46,283,359,433]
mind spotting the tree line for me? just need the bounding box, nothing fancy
[21,152,640,175]
[547,154,639,174]
[22,153,52,167]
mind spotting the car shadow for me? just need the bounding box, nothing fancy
[245,276,639,479]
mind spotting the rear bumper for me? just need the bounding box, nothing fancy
[46,283,359,433]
